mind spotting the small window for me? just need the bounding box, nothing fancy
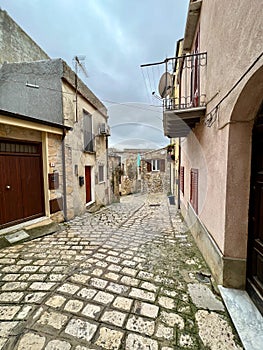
[180,166,184,195]
[190,168,198,214]
[98,165,104,183]
[151,159,160,171]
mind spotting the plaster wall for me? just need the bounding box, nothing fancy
[62,82,109,217]
[0,9,49,65]
[0,60,64,125]
[181,0,263,259]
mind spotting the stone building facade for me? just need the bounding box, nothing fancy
[141,148,171,194]
[0,9,49,65]
[0,12,110,230]
[162,0,263,313]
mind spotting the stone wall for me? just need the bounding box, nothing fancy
[0,9,49,65]
[141,148,171,194]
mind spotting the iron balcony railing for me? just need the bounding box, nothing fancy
[162,52,207,112]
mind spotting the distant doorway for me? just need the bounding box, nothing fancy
[85,166,92,203]
[247,103,263,315]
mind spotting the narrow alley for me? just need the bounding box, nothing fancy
[0,194,243,350]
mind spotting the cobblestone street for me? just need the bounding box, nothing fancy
[0,194,243,350]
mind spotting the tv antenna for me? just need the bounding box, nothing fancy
[73,55,88,122]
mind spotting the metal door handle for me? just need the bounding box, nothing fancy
[6,185,11,189]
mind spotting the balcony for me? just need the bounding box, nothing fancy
[163,52,207,138]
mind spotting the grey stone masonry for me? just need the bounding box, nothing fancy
[0,194,243,349]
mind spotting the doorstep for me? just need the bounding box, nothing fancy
[0,217,61,249]
[219,286,263,350]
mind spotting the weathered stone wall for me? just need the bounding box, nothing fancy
[141,148,171,194]
[108,155,121,203]
[0,9,49,65]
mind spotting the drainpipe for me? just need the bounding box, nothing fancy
[178,137,181,210]
[62,129,68,221]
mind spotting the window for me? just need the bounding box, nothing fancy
[180,166,184,195]
[146,159,165,172]
[83,111,94,152]
[190,168,198,214]
[98,165,104,183]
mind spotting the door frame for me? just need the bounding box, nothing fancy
[0,138,45,228]
[246,104,263,315]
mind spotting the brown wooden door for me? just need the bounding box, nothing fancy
[0,140,45,228]
[85,166,92,203]
[247,106,263,315]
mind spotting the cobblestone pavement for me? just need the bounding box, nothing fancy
[0,193,243,349]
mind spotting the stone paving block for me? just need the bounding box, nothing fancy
[0,292,24,303]
[129,288,156,302]
[140,281,158,292]
[64,299,84,313]
[113,296,133,311]
[95,326,124,350]
[120,276,140,286]
[0,321,18,336]
[106,256,121,264]
[30,282,55,291]
[126,315,155,336]
[1,282,28,290]
[93,291,115,305]
[24,292,47,304]
[20,266,39,273]
[45,339,72,350]
[95,261,108,268]
[121,267,138,277]
[103,272,120,281]
[65,318,97,342]
[1,265,22,273]
[137,271,154,280]
[106,282,129,294]
[133,301,159,318]
[160,311,184,329]
[57,283,80,295]
[188,283,225,311]
[195,310,243,349]
[91,268,103,277]
[16,305,33,320]
[0,305,20,320]
[28,274,47,281]
[89,277,108,289]
[81,302,102,319]
[0,338,8,349]
[2,273,20,281]
[69,273,90,284]
[155,323,174,340]
[125,333,158,350]
[16,332,46,350]
[48,274,66,282]
[77,288,97,300]
[158,296,176,310]
[37,310,68,330]
[108,264,122,272]
[100,309,127,327]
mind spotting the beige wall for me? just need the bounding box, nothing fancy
[62,81,109,218]
[180,0,263,265]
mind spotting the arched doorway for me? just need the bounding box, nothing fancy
[247,103,263,315]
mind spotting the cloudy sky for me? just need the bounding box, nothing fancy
[0,0,189,149]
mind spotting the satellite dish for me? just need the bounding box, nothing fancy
[158,72,172,98]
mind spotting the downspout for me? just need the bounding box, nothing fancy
[62,129,68,221]
[178,137,181,210]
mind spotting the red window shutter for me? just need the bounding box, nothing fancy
[160,159,165,172]
[180,166,184,195]
[190,168,198,214]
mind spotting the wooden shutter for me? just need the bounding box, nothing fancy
[160,159,165,172]
[190,168,198,214]
[180,166,184,195]
[146,160,151,172]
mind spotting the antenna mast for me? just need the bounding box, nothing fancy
[73,56,88,122]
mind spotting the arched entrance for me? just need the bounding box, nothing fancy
[247,104,263,315]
